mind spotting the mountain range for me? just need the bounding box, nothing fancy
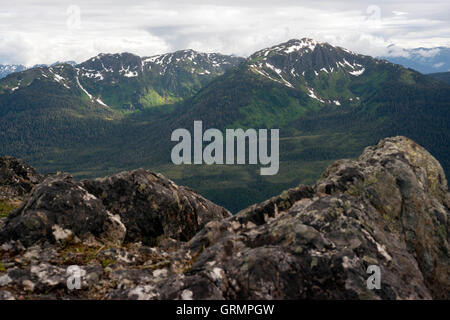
[381,46,450,74]
[0,61,77,80]
[0,38,449,212]
[0,65,27,79]
[2,45,449,80]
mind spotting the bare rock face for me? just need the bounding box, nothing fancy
[315,136,449,298]
[81,169,232,244]
[0,137,448,300]
[153,136,448,300]
[0,169,231,248]
[0,156,43,200]
[0,174,126,247]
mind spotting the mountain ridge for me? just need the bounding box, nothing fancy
[381,46,450,74]
[0,38,448,212]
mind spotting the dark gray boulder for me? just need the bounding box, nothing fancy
[81,169,231,244]
[0,174,125,247]
[154,136,449,300]
[0,156,43,200]
[0,169,231,247]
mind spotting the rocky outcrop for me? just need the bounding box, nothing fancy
[161,137,448,300]
[81,169,231,244]
[0,156,43,200]
[0,137,448,300]
[0,174,126,247]
[0,156,44,228]
[0,169,231,247]
[315,137,449,298]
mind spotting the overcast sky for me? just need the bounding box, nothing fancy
[1,0,449,66]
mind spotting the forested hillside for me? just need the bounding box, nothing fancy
[0,39,449,212]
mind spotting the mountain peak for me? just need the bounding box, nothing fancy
[141,49,244,76]
[246,38,373,105]
[252,38,323,59]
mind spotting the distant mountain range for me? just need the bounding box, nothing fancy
[0,65,27,79]
[0,38,448,212]
[2,45,449,79]
[429,71,450,85]
[0,61,77,79]
[380,46,450,74]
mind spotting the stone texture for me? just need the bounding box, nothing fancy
[0,156,43,201]
[81,169,231,244]
[0,169,230,247]
[0,174,125,247]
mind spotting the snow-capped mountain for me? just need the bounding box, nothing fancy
[0,38,448,211]
[0,64,27,79]
[1,38,426,112]
[77,53,143,80]
[75,50,243,82]
[246,38,386,106]
[250,38,367,81]
[142,49,240,76]
[0,50,244,111]
[0,62,77,79]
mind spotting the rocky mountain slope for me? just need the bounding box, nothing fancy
[0,136,448,300]
[0,62,77,80]
[148,39,450,211]
[0,51,243,112]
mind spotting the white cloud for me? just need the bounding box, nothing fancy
[415,48,441,58]
[433,62,444,68]
[0,0,449,65]
[392,11,408,16]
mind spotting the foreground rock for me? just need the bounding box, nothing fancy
[0,156,43,201]
[81,169,231,244]
[0,169,231,247]
[0,136,448,300]
[0,156,44,228]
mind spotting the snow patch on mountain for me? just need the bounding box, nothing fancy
[96,98,109,107]
[255,38,319,59]
[48,68,70,89]
[75,70,93,99]
[307,88,324,103]
[142,50,240,76]
[265,63,294,88]
[82,71,104,80]
[349,68,365,76]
